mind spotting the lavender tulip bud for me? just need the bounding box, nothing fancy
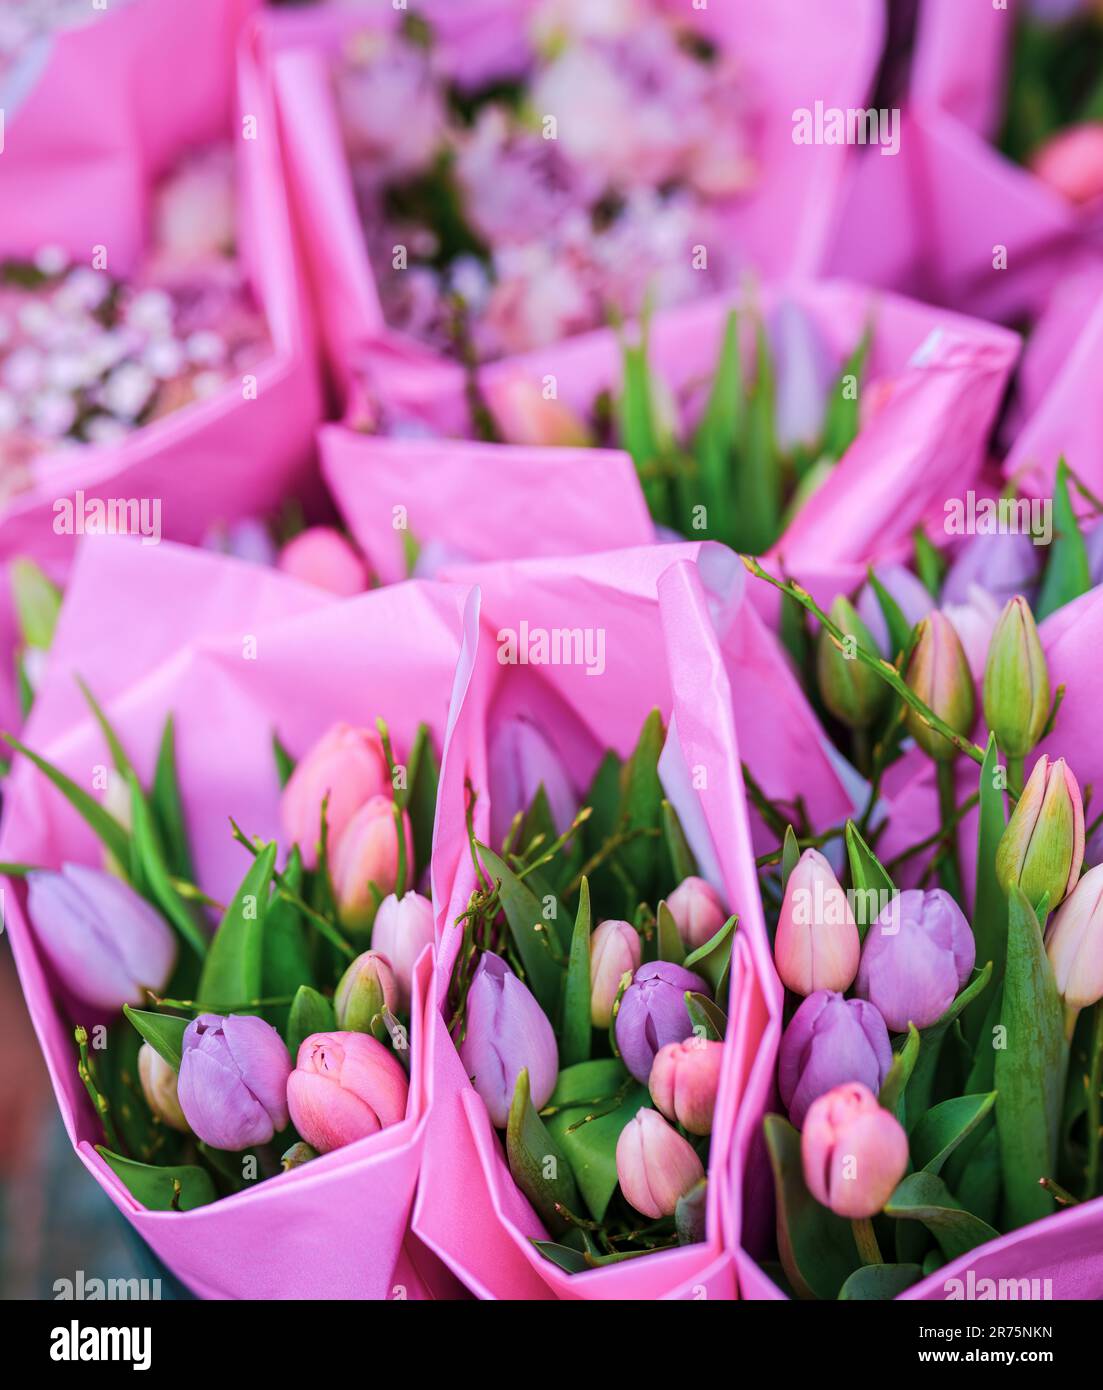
[177,1014,292,1151]
[459,952,558,1128]
[649,1037,722,1135]
[615,960,707,1084]
[855,889,975,1031]
[779,991,893,1127]
[817,596,888,729]
[773,848,859,997]
[942,531,1041,608]
[27,863,177,1011]
[982,596,1050,760]
[334,950,399,1033]
[590,919,641,1027]
[370,891,434,1011]
[1046,864,1103,1010]
[996,755,1084,911]
[770,298,833,454]
[137,1043,190,1133]
[616,1107,705,1219]
[801,1082,909,1219]
[487,716,577,851]
[903,612,976,761]
[665,876,727,951]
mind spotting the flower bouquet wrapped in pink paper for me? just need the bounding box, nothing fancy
[412,541,862,1298]
[724,477,1103,1298]
[259,0,883,396]
[0,537,471,1299]
[0,4,323,731]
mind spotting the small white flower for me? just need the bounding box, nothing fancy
[102,362,154,420]
[185,330,226,366]
[33,244,70,277]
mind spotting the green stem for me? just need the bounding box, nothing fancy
[1086,1003,1103,1200]
[1006,754,1025,801]
[936,761,964,901]
[851,1217,883,1265]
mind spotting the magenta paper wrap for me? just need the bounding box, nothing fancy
[0,8,323,733]
[826,0,1103,328]
[0,538,473,1300]
[260,0,884,396]
[411,542,859,1298]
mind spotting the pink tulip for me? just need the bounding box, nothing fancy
[287,1032,409,1154]
[486,375,592,448]
[801,1082,909,1219]
[648,1037,722,1136]
[331,797,414,937]
[370,892,435,1011]
[616,1107,705,1219]
[280,722,391,870]
[277,527,369,598]
[1031,122,1103,206]
[589,918,641,1027]
[665,875,727,951]
[1047,863,1103,1010]
[773,848,860,996]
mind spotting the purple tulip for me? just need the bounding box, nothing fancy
[770,298,834,455]
[855,889,976,1032]
[1085,519,1103,588]
[458,952,558,1128]
[27,863,177,1010]
[615,960,708,1084]
[856,564,934,656]
[488,716,577,850]
[942,531,1042,608]
[177,1013,292,1151]
[778,990,893,1128]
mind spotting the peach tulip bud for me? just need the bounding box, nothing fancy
[1031,122,1103,205]
[616,1107,705,1219]
[648,1037,722,1136]
[1047,863,1103,1010]
[996,755,1084,911]
[903,612,976,762]
[801,1082,909,1219]
[665,876,727,951]
[280,722,391,870]
[486,375,592,448]
[287,1032,409,1153]
[331,797,414,937]
[137,1043,190,1133]
[277,526,369,598]
[589,918,641,1027]
[773,848,860,996]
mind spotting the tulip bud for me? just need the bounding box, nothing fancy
[287,1031,409,1153]
[801,1082,909,1219]
[982,596,1050,761]
[101,770,133,878]
[331,796,414,936]
[854,889,975,1031]
[771,298,833,455]
[177,1014,291,1151]
[280,722,391,870]
[280,1141,317,1171]
[857,565,934,656]
[334,950,399,1033]
[486,375,592,448]
[27,864,177,1011]
[615,960,708,1084]
[903,612,976,761]
[370,891,434,1011]
[779,990,893,1128]
[665,876,727,952]
[487,716,577,851]
[1031,122,1103,206]
[458,952,558,1128]
[137,1043,190,1133]
[773,848,859,997]
[942,530,1042,608]
[590,919,641,1027]
[616,1107,706,1219]
[1046,863,1103,1010]
[277,526,369,597]
[649,1037,722,1135]
[817,596,888,729]
[996,755,1084,910]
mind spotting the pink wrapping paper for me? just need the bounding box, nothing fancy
[0,8,323,732]
[412,542,858,1298]
[260,0,884,397]
[0,538,474,1299]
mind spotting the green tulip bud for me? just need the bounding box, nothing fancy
[816,597,888,729]
[996,755,1084,912]
[982,596,1050,760]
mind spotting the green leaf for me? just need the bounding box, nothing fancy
[781,825,801,894]
[682,913,737,999]
[618,709,665,902]
[272,732,296,789]
[531,1241,590,1274]
[10,557,61,649]
[122,1007,188,1071]
[476,844,563,1019]
[96,1148,217,1212]
[560,878,592,1068]
[151,715,195,883]
[878,1023,920,1119]
[845,820,895,943]
[906,963,993,1121]
[286,984,336,1060]
[656,900,686,966]
[507,1068,582,1234]
[686,990,726,1041]
[77,677,134,780]
[821,323,871,461]
[3,734,129,867]
[693,308,740,541]
[261,846,312,1033]
[763,1114,858,1300]
[911,1092,998,1175]
[838,1263,922,1300]
[966,735,1008,1046]
[1036,459,1091,621]
[127,772,208,960]
[661,799,698,884]
[913,528,946,598]
[406,723,439,880]
[197,842,276,1012]
[867,569,914,660]
[734,317,780,553]
[884,1172,1000,1262]
[995,886,1068,1229]
[950,1123,1002,1230]
[544,1058,646,1224]
[617,329,667,519]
